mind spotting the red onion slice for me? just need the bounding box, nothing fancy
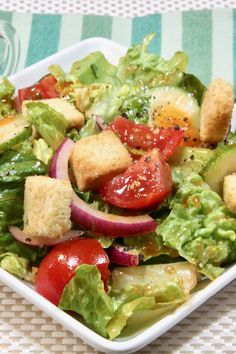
[70,194,156,237]
[107,244,140,266]
[9,226,85,247]
[95,115,108,131]
[49,138,157,237]
[50,138,75,180]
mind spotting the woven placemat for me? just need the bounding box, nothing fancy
[1,280,236,353]
[0,1,236,353]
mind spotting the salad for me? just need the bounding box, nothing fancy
[0,33,236,339]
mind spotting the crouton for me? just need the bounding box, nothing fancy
[223,174,236,214]
[22,98,84,129]
[23,176,73,239]
[70,130,132,191]
[200,79,234,144]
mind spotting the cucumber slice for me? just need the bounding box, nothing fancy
[201,144,236,195]
[149,86,200,143]
[0,117,31,154]
[169,146,215,173]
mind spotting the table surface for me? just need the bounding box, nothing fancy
[0,1,236,353]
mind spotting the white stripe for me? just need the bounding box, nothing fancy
[111,17,132,47]
[58,14,83,51]
[11,13,32,71]
[161,12,182,59]
[212,9,233,83]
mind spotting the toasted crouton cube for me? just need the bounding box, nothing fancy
[70,130,132,191]
[22,98,84,129]
[200,79,234,144]
[23,176,73,239]
[223,174,236,214]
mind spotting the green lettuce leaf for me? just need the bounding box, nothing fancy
[0,147,47,185]
[33,138,53,165]
[95,237,114,249]
[157,173,236,279]
[48,64,66,83]
[66,128,80,142]
[68,51,116,84]
[75,83,124,122]
[123,232,179,261]
[0,188,24,243]
[107,280,186,339]
[0,187,23,225]
[116,33,188,87]
[59,264,115,338]
[59,264,189,339]
[25,102,68,150]
[111,280,187,305]
[106,296,155,339]
[0,252,35,281]
[118,86,151,124]
[74,187,91,203]
[0,77,16,118]
[0,100,15,119]
[0,77,15,99]
[78,116,100,138]
[120,301,182,337]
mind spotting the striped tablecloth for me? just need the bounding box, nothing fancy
[0,8,236,88]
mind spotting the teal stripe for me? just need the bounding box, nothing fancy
[182,10,212,86]
[81,15,112,39]
[132,14,162,54]
[26,14,61,67]
[0,11,12,22]
[233,9,236,94]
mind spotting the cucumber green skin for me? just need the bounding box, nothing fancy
[0,159,47,184]
[201,144,236,195]
[169,146,215,174]
[0,126,32,154]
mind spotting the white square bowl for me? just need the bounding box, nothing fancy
[1,37,235,354]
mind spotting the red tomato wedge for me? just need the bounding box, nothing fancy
[38,75,60,98]
[18,75,59,105]
[35,239,110,306]
[100,148,172,210]
[109,116,184,160]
